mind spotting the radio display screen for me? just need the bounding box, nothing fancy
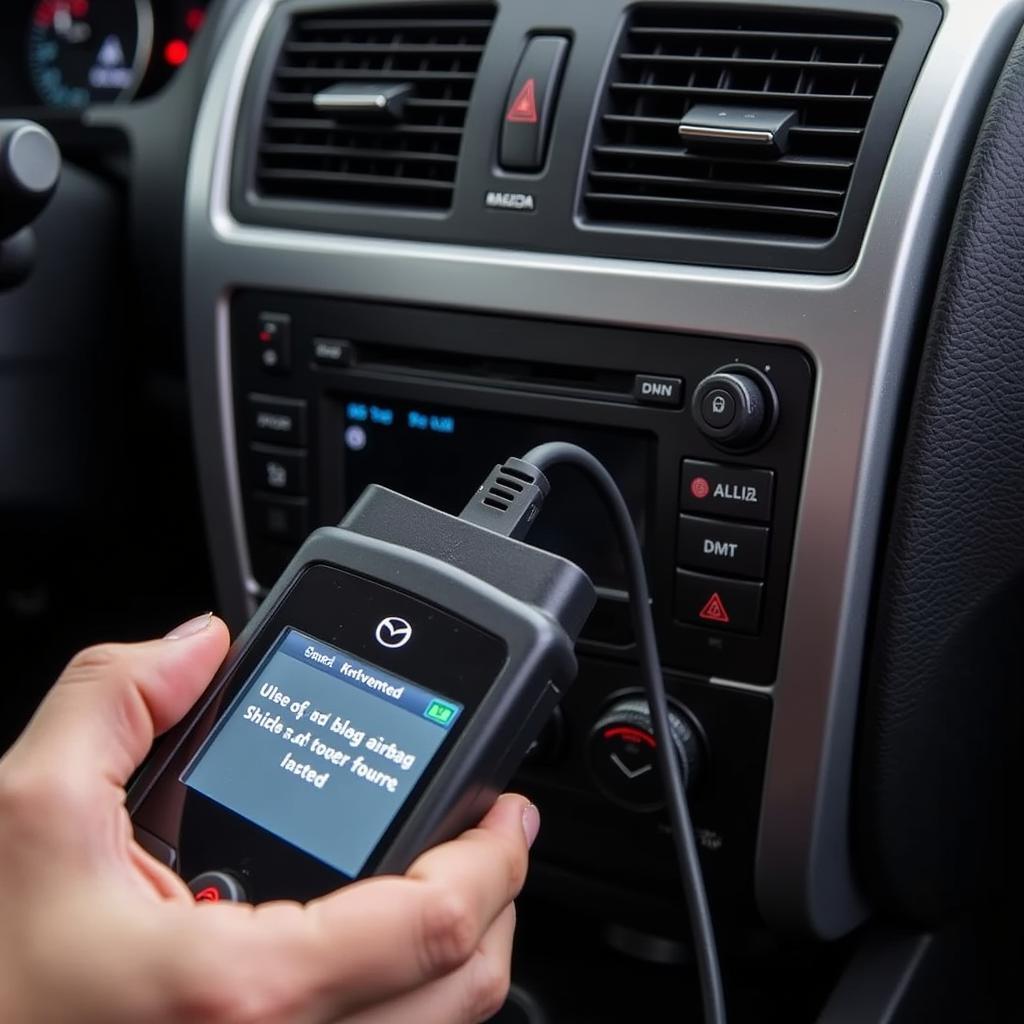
[338,397,652,593]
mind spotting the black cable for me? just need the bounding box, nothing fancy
[519,442,727,1024]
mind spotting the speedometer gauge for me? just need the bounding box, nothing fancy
[28,0,154,109]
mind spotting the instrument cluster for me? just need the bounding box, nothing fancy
[0,1,210,111]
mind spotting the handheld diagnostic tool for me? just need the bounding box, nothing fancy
[128,466,595,904]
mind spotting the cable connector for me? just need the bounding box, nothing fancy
[459,457,550,540]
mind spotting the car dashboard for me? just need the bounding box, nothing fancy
[2,0,1022,1020]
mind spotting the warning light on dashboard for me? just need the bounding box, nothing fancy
[186,8,206,34]
[506,79,539,124]
[164,39,190,67]
[698,593,730,625]
[193,886,221,903]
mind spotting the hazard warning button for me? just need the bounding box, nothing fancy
[500,36,569,172]
[674,570,763,634]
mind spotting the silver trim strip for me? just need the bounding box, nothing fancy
[677,124,775,145]
[125,0,155,104]
[708,675,777,695]
[184,0,1024,937]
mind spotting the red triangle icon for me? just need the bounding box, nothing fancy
[506,78,539,124]
[699,592,730,625]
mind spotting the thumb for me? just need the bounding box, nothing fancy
[4,614,230,790]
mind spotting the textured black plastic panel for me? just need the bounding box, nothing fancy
[860,25,1024,924]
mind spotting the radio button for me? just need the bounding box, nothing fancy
[256,312,292,375]
[678,515,768,579]
[675,570,763,634]
[250,445,307,496]
[252,496,309,543]
[700,388,736,428]
[681,459,774,523]
[248,394,308,446]
[692,368,776,448]
[633,374,684,408]
[312,337,354,367]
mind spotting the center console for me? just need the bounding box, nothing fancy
[182,0,1024,949]
[230,290,814,932]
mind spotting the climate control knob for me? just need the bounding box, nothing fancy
[587,697,703,812]
[691,365,778,450]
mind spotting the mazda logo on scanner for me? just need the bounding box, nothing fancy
[375,617,413,649]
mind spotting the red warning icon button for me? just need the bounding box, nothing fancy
[676,570,763,634]
[499,37,568,172]
[506,78,539,124]
[699,593,730,624]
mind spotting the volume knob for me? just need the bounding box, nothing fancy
[691,365,778,450]
[587,697,703,812]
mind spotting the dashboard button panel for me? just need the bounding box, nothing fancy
[249,445,307,496]
[633,374,684,408]
[247,394,307,445]
[231,293,813,687]
[312,338,354,367]
[675,570,764,634]
[499,36,569,172]
[251,495,309,543]
[677,515,769,580]
[256,312,292,374]
[680,459,774,523]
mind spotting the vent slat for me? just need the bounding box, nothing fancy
[628,26,895,44]
[260,169,453,191]
[610,83,875,104]
[267,93,469,112]
[588,170,846,201]
[264,117,464,137]
[585,192,841,220]
[284,42,486,56]
[592,144,855,171]
[602,115,865,140]
[584,5,897,240]
[619,53,886,72]
[297,17,494,30]
[255,4,496,210]
[261,143,460,164]
[276,67,478,82]
[789,125,866,138]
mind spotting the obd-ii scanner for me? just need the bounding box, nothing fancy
[128,457,594,904]
[129,444,727,1024]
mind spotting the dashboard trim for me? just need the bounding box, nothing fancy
[127,0,156,106]
[184,0,1024,937]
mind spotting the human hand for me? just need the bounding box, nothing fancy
[0,614,537,1024]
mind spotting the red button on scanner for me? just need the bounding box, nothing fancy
[188,871,247,904]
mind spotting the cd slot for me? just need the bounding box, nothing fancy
[314,337,636,403]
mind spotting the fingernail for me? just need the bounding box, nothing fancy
[522,804,541,849]
[164,612,213,641]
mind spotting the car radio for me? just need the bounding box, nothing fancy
[236,292,813,687]
[228,290,814,932]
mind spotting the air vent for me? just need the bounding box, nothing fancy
[255,4,496,210]
[584,6,898,240]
